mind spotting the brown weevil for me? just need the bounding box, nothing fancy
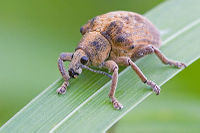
[57,11,186,110]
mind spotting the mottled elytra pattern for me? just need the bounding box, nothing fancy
[57,11,186,110]
[80,11,161,62]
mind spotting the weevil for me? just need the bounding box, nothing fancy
[57,11,186,110]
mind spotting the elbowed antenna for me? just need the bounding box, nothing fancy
[81,65,112,79]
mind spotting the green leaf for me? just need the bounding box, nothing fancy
[0,0,200,132]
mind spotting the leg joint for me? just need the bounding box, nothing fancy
[59,52,67,60]
[113,65,119,72]
[127,58,132,65]
[104,60,119,72]
[59,52,73,61]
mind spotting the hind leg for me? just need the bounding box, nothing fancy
[152,46,186,68]
[114,44,186,94]
[57,52,73,94]
[134,45,186,68]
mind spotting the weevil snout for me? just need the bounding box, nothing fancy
[68,49,88,78]
[68,68,79,78]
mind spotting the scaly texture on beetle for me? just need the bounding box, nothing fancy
[57,11,186,110]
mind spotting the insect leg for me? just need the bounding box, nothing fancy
[57,52,73,94]
[152,46,186,68]
[115,57,160,95]
[103,60,123,110]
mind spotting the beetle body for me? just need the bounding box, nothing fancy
[57,11,186,110]
[78,11,161,66]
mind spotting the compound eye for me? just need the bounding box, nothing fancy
[80,56,88,65]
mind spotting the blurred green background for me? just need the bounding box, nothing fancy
[0,0,199,132]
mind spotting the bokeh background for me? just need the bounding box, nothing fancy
[0,0,199,132]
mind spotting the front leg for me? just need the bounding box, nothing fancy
[103,60,123,110]
[57,52,73,94]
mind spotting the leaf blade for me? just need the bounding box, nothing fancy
[1,0,200,132]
